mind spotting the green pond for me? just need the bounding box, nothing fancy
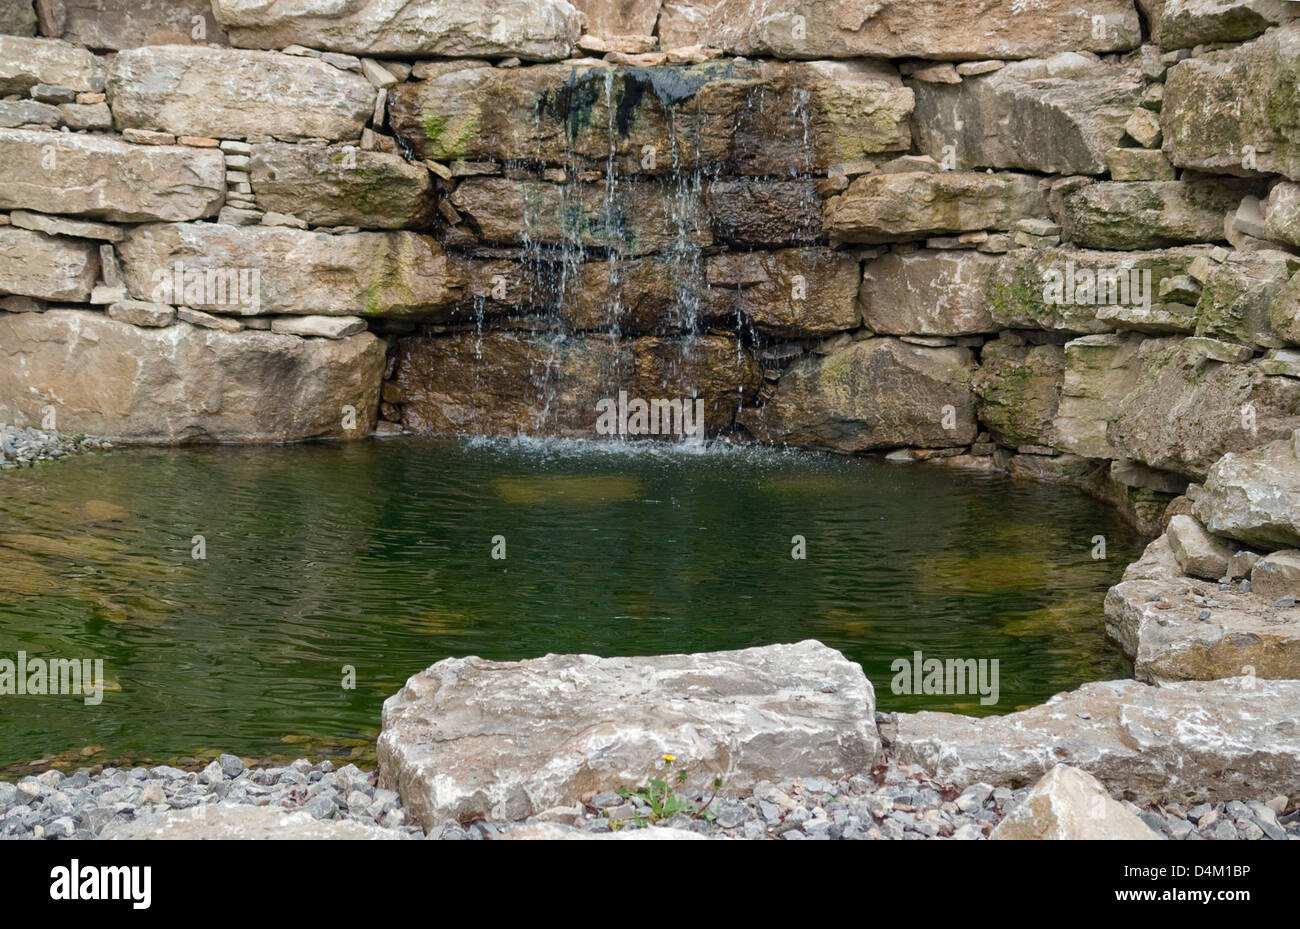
[0,437,1141,773]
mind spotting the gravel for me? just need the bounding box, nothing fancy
[2,758,1297,841]
[0,423,109,469]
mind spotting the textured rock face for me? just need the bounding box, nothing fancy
[824,171,1048,244]
[118,223,459,318]
[0,310,385,443]
[0,228,98,302]
[1265,182,1300,248]
[973,338,1065,449]
[0,0,35,35]
[108,45,375,142]
[1195,438,1300,549]
[702,248,861,337]
[737,338,977,453]
[377,641,881,830]
[58,0,229,50]
[214,0,582,60]
[860,250,998,336]
[706,179,821,247]
[1194,249,1296,348]
[1058,179,1259,249]
[389,59,912,175]
[1050,334,1145,459]
[989,765,1160,840]
[1104,534,1300,682]
[570,0,659,37]
[450,178,711,255]
[102,805,403,840]
[395,330,758,437]
[1166,514,1236,580]
[1251,550,1300,599]
[0,36,105,94]
[0,129,226,223]
[1163,23,1300,182]
[986,246,1207,334]
[249,143,433,230]
[1160,0,1299,52]
[911,54,1144,176]
[656,0,1141,60]
[1107,338,1300,479]
[888,677,1300,803]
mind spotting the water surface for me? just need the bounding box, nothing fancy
[0,438,1140,772]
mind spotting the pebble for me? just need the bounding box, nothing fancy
[0,423,109,469]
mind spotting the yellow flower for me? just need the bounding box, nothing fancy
[662,754,676,762]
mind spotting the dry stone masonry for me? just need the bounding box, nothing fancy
[2,0,1300,837]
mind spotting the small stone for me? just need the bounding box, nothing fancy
[122,128,176,146]
[178,136,220,148]
[218,754,245,778]
[30,84,76,104]
[107,300,175,327]
[178,307,243,332]
[270,315,366,339]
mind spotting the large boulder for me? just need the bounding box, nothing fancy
[0,129,225,223]
[736,338,977,453]
[656,0,1141,60]
[859,249,999,336]
[887,677,1300,803]
[389,59,912,175]
[450,178,711,255]
[213,0,581,60]
[377,641,881,830]
[911,53,1143,176]
[107,45,375,142]
[1107,337,1300,479]
[569,0,659,37]
[249,143,433,230]
[1162,23,1300,182]
[394,331,758,438]
[0,309,385,443]
[824,171,1048,244]
[1105,533,1300,682]
[0,228,98,302]
[1057,179,1259,249]
[989,765,1160,840]
[0,36,105,95]
[1195,437,1300,549]
[57,0,229,50]
[1159,0,1299,51]
[972,337,1065,449]
[118,223,459,318]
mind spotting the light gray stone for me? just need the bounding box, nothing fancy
[990,765,1161,840]
[0,226,97,301]
[1196,438,1300,548]
[270,315,366,340]
[108,45,375,142]
[0,36,106,96]
[378,641,880,830]
[0,129,225,222]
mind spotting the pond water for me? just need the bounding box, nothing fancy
[0,437,1140,772]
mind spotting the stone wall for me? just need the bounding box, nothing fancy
[0,3,1296,535]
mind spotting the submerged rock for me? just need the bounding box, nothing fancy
[377,641,880,830]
